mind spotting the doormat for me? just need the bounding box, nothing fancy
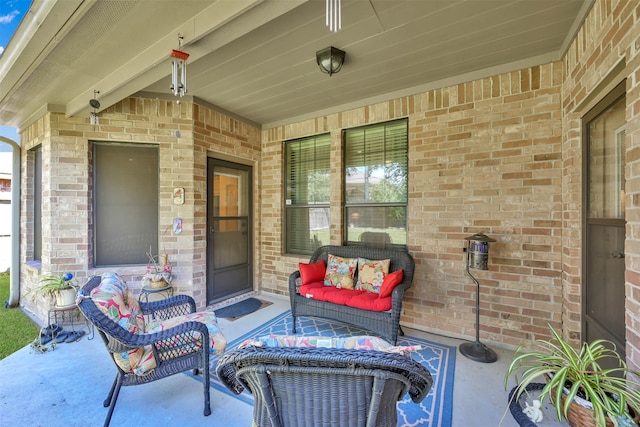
[188,311,456,427]
[214,298,271,321]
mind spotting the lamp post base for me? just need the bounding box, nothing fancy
[459,341,497,363]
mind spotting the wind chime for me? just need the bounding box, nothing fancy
[326,0,341,32]
[170,34,189,97]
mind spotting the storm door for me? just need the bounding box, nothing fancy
[206,158,252,304]
[583,81,626,358]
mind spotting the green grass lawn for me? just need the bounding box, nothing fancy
[0,273,40,359]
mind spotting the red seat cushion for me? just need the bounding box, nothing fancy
[303,285,338,301]
[346,292,392,312]
[323,288,365,305]
[300,286,368,306]
[298,281,324,297]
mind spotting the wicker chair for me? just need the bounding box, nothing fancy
[216,346,433,427]
[77,274,226,427]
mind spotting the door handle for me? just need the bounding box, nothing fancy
[610,252,625,258]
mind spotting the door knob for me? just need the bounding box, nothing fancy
[610,252,625,258]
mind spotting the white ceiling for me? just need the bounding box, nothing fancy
[0,0,593,131]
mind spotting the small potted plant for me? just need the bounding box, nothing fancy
[505,325,640,427]
[142,250,172,289]
[29,272,78,308]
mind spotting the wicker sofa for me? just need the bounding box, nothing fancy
[216,345,433,427]
[289,245,415,344]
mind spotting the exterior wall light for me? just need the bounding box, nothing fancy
[316,46,346,76]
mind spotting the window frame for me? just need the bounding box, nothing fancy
[92,142,160,267]
[283,133,331,256]
[342,118,409,249]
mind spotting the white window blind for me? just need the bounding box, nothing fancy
[344,119,408,247]
[284,134,331,255]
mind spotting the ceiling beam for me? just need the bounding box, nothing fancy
[65,0,263,118]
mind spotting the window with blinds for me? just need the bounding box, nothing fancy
[284,134,331,255]
[93,143,159,266]
[344,119,408,247]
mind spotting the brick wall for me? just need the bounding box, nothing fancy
[20,97,260,321]
[258,0,640,363]
[261,62,564,347]
[17,0,640,365]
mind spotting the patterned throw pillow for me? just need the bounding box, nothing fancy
[324,254,358,289]
[239,334,422,356]
[356,258,390,293]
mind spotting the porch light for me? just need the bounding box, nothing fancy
[459,232,497,363]
[170,34,189,97]
[316,46,345,76]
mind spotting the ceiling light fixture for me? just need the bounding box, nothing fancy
[326,0,341,32]
[89,90,100,125]
[316,46,346,76]
[170,34,189,97]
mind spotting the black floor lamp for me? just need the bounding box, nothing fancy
[459,232,497,363]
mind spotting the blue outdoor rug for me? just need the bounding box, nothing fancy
[190,311,455,427]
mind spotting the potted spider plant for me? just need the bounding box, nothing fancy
[28,272,78,308]
[505,325,640,427]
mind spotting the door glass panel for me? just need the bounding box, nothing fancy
[212,219,248,269]
[213,167,248,217]
[588,98,625,219]
[213,166,249,269]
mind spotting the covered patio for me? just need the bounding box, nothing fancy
[0,291,566,426]
[1,0,640,425]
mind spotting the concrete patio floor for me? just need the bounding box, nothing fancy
[0,292,568,426]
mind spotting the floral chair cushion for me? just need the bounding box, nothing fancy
[146,311,227,356]
[114,346,157,376]
[239,334,422,356]
[90,273,226,376]
[91,272,145,334]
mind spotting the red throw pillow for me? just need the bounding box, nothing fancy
[378,270,403,298]
[298,260,326,285]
